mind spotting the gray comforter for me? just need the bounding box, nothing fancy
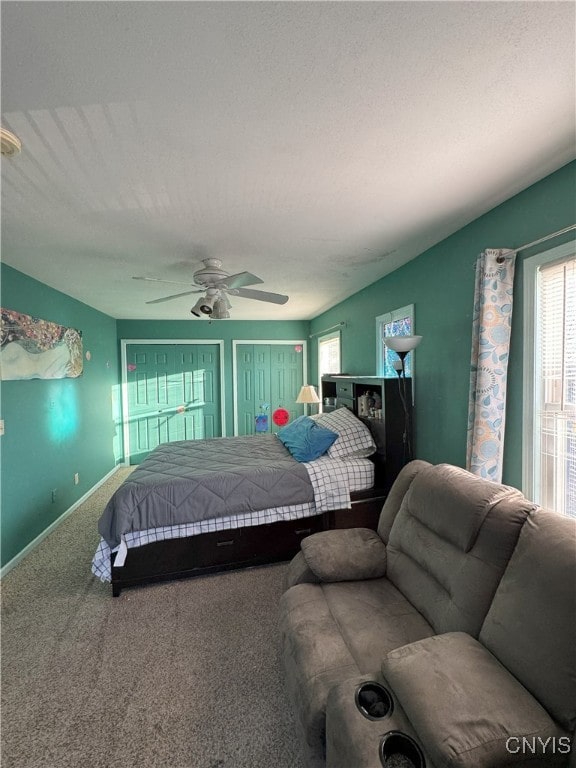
[99,435,314,548]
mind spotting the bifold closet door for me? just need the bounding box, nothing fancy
[236,345,271,436]
[235,343,304,435]
[125,343,221,463]
[269,345,305,426]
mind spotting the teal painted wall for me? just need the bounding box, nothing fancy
[116,320,310,437]
[309,161,576,489]
[1,265,119,567]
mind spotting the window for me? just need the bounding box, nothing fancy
[318,331,341,380]
[524,243,575,517]
[376,304,415,377]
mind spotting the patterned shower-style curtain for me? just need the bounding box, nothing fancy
[466,248,517,482]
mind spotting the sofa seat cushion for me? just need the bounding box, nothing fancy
[280,583,362,765]
[319,578,435,673]
[279,577,435,763]
[383,632,568,768]
[301,528,387,582]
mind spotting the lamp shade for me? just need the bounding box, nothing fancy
[384,335,422,353]
[296,385,321,404]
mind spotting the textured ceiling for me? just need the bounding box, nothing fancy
[1,1,575,321]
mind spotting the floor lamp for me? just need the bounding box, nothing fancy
[383,335,422,462]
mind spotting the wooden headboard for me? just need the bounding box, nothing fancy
[357,416,390,490]
[321,374,412,493]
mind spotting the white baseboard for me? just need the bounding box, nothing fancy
[0,465,121,579]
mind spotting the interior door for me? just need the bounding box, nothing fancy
[235,343,304,435]
[126,343,221,463]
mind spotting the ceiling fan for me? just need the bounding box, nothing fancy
[133,258,289,319]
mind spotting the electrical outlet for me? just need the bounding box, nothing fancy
[0,419,4,436]
[74,473,80,485]
[51,489,57,503]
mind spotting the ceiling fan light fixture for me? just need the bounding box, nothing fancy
[199,294,216,315]
[1,127,22,157]
[211,297,230,319]
[190,298,205,317]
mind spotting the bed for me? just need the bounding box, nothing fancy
[92,408,394,596]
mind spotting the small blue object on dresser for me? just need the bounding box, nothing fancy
[277,415,338,462]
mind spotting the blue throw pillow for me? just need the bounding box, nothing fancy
[277,416,338,462]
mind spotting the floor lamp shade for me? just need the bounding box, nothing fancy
[384,335,422,355]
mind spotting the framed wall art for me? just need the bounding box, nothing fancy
[0,309,83,380]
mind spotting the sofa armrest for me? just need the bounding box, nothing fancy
[382,632,569,768]
[300,528,387,582]
[284,550,322,589]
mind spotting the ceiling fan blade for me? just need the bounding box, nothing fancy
[145,290,201,305]
[216,271,264,289]
[133,276,193,286]
[232,287,289,305]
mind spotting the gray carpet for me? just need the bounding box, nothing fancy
[1,469,305,768]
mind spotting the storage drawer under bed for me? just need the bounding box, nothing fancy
[110,514,325,595]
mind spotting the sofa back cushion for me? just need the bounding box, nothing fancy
[377,459,431,542]
[479,509,576,732]
[386,464,531,637]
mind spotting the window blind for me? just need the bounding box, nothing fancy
[536,256,576,516]
[319,335,340,377]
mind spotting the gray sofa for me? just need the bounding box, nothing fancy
[279,460,576,768]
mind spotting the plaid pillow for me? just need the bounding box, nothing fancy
[315,407,377,458]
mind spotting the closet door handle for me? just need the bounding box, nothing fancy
[216,539,235,547]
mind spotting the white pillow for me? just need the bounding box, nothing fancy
[315,407,377,458]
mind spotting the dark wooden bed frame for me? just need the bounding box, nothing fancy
[110,487,389,596]
[110,407,408,596]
